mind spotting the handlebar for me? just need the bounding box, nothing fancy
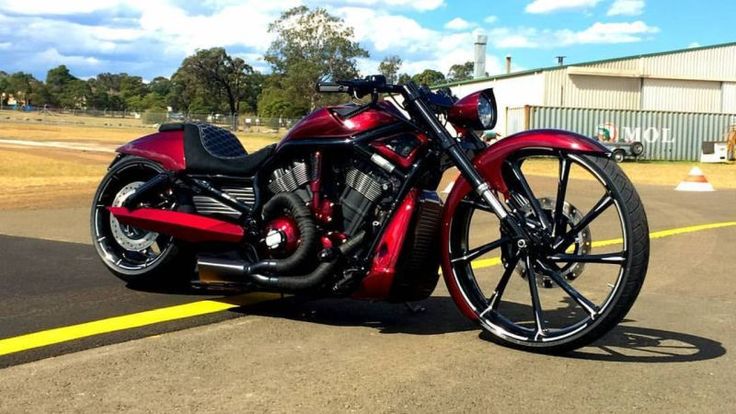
[316,75,402,97]
[316,75,456,110]
[316,83,351,93]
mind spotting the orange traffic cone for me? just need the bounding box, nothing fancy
[675,167,714,192]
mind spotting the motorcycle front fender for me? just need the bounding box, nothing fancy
[440,129,609,320]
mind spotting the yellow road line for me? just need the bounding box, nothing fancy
[471,221,736,270]
[0,293,279,357]
[1,221,734,357]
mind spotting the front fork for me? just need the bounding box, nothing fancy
[401,83,528,243]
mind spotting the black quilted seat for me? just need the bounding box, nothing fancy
[160,122,274,176]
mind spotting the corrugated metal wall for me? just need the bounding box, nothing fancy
[642,79,721,112]
[574,44,736,81]
[544,69,641,109]
[526,106,736,161]
[723,82,736,113]
[506,106,528,135]
[543,44,736,112]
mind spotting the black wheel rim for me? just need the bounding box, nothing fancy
[92,161,175,276]
[449,151,629,345]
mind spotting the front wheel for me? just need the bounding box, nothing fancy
[90,156,193,285]
[445,152,649,353]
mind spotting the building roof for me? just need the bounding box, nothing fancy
[435,41,736,89]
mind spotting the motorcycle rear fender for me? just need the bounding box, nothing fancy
[116,130,186,172]
[440,129,609,320]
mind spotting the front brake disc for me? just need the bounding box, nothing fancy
[501,197,591,288]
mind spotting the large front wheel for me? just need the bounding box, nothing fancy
[445,152,649,353]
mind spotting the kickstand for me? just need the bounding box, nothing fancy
[404,302,426,314]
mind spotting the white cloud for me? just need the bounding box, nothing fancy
[488,21,658,49]
[444,17,473,30]
[688,42,701,48]
[338,9,501,76]
[525,0,601,14]
[327,0,444,11]
[0,0,124,15]
[607,0,645,16]
[337,7,437,52]
[0,0,659,83]
[36,48,102,66]
[556,21,659,45]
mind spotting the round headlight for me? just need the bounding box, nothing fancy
[477,94,496,129]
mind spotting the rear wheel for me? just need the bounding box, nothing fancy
[90,156,193,285]
[446,152,649,353]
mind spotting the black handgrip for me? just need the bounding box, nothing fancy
[316,83,349,93]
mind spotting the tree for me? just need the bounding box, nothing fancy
[378,55,402,84]
[264,6,369,114]
[45,65,77,106]
[59,79,91,109]
[173,47,254,115]
[148,76,172,98]
[447,61,474,82]
[6,72,43,106]
[397,73,411,85]
[411,69,445,87]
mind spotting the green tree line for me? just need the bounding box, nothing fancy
[0,6,479,119]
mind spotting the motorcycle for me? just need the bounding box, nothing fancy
[91,75,649,353]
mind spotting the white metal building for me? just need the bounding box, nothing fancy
[438,42,736,135]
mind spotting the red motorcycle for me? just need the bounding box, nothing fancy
[91,76,649,353]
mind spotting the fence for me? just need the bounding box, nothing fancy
[506,105,736,161]
[0,107,299,133]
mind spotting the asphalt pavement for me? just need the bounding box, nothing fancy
[0,181,734,412]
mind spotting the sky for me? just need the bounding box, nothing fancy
[0,0,735,82]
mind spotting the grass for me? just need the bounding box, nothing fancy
[0,148,108,209]
[0,121,282,151]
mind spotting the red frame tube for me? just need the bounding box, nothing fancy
[352,188,419,299]
[107,207,244,243]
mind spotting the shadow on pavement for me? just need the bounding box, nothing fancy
[127,282,727,363]
[564,324,727,363]
[241,295,478,336]
[243,295,726,362]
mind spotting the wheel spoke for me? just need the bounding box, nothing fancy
[553,193,614,252]
[552,156,571,237]
[541,265,599,318]
[507,161,551,230]
[480,253,521,315]
[547,252,627,265]
[525,255,546,338]
[452,238,510,263]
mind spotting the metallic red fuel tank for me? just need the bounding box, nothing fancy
[276,101,406,149]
